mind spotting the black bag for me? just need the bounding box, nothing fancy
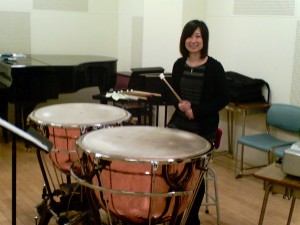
[226,71,270,103]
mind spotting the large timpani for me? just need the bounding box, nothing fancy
[72,126,212,225]
[28,103,131,174]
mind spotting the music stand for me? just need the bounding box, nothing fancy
[0,118,52,225]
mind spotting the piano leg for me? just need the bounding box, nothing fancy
[22,102,37,130]
[14,101,37,131]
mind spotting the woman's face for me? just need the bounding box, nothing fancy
[185,27,203,55]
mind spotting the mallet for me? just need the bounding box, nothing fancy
[159,73,182,102]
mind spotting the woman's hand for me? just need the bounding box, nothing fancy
[185,109,194,120]
[178,100,191,112]
[179,100,195,120]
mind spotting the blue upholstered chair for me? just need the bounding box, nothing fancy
[235,104,300,178]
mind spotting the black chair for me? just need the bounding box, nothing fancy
[130,72,173,126]
[123,67,166,126]
[114,71,145,125]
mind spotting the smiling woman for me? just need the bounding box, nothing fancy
[167,20,229,225]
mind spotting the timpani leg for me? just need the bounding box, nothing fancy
[258,183,273,225]
[287,197,296,225]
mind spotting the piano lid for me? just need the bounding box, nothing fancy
[30,54,117,66]
[1,54,117,68]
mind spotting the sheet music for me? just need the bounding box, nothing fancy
[0,118,51,151]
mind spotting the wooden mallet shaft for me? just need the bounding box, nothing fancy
[159,73,182,103]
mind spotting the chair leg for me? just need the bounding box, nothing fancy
[202,167,220,225]
[235,142,245,178]
[268,150,274,164]
[268,151,271,164]
[205,169,209,213]
[240,145,244,175]
[234,144,239,176]
[235,143,240,177]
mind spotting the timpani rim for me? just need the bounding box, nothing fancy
[28,102,131,128]
[76,126,212,164]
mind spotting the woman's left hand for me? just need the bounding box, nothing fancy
[185,109,194,120]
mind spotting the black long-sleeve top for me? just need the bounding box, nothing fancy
[169,56,228,140]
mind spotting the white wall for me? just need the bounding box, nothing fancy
[117,0,144,70]
[31,12,117,57]
[142,0,183,72]
[206,0,296,104]
[142,0,207,72]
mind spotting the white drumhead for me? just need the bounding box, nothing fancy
[29,103,131,127]
[78,126,211,163]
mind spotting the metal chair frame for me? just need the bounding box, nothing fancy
[201,128,222,225]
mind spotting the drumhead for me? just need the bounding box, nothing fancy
[77,126,211,163]
[28,103,131,127]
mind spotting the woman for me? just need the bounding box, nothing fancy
[168,20,228,225]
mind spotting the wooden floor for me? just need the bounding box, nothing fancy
[0,130,300,225]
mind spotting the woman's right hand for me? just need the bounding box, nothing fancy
[178,100,191,112]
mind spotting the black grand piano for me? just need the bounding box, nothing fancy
[0,54,117,132]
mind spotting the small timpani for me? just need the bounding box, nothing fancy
[28,103,131,174]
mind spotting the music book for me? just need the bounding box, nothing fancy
[0,118,52,152]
